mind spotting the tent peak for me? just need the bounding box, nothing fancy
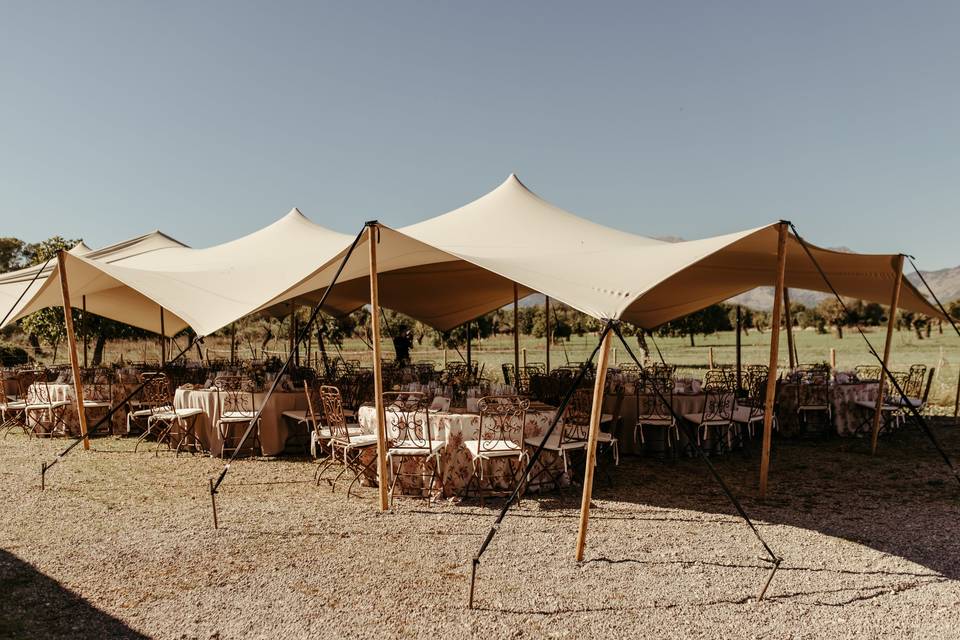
[68,241,93,255]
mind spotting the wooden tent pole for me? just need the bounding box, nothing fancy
[82,295,88,368]
[159,307,166,366]
[57,251,89,450]
[466,321,472,371]
[545,296,551,372]
[513,284,520,381]
[759,223,788,499]
[575,327,613,561]
[367,224,390,512]
[735,305,742,392]
[872,255,904,455]
[783,288,796,370]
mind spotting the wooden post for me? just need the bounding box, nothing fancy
[57,251,89,450]
[612,347,617,366]
[367,224,390,512]
[229,322,236,364]
[759,223,788,499]
[513,284,520,379]
[159,307,166,366]
[829,348,837,371]
[466,320,472,372]
[783,288,796,370]
[545,296,551,372]
[575,327,613,561]
[953,368,960,426]
[736,305,743,392]
[707,347,714,369]
[872,255,904,455]
[82,295,88,368]
[522,348,527,368]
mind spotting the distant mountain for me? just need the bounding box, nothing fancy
[906,266,960,306]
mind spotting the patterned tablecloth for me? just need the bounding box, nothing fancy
[174,388,307,457]
[776,381,879,436]
[356,404,568,498]
[26,383,130,436]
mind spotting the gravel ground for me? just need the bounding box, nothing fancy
[3,423,960,639]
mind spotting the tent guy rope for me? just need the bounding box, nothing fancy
[207,226,366,529]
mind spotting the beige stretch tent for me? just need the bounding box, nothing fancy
[0,231,187,330]
[2,175,946,539]
[1,209,356,338]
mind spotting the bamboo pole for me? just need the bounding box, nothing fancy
[575,328,613,561]
[545,296,551,372]
[57,251,89,450]
[466,320,472,371]
[871,255,904,455]
[735,305,743,392]
[82,295,88,368]
[783,288,795,370]
[513,284,520,381]
[367,224,390,512]
[759,223,788,499]
[707,347,714,369]
[159,307,166,366]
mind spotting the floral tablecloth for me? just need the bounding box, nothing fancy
[356,404,568,498]
[26,383,130,436]
[174,388,307,457]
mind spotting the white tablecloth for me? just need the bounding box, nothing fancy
[174,388,307,456]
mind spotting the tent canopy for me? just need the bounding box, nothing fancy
[0,231,187,329]
[258,175,943,329]
[1,175,944,338]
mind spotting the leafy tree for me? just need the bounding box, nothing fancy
[656,304,733,346]
[0,237,28,272]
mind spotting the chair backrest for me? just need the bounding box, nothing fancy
[560,388,593,444]
[703,369,733,392]
[637,374,673,420]
[21,370,55,405]
[905,364,927,398]
[214,375,258,416]
[138,372,173,414]
[319,385,351,440]
[383,391,432,451]
[303,380,324,436]
[855,365,882,382]
[477,395,529,451]
[700,387,734,423]
[501,363,515,387]
[882,371,911,404]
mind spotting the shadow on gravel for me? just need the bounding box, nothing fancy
[0,549,147,639]
[580,418,960,584]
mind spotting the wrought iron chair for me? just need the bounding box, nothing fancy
[214,375,260,458]
[464,396,529,505]
[0,372,30,438]
[636,374,678,454]
[901,365,928,408]
[303,381,364,474]
[383,391,443,506]
[136,374,204,456]
[732,372,769,443]
[323,385,379,498]
[855,371,911,436]
[684,387,735,454]
[127,371,168,435]
[525,389,592,489]
[797,370,831,435]
[23,370,70,438]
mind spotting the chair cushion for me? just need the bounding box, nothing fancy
[315,425,365,439]
[523,434,586,452]
[222,410,257,420]
[464,439,523,459]
[332,433,378,448]
[637,416,673,426]
[388,441,444,457]
[683,413,730,426]
[732,406,763,423]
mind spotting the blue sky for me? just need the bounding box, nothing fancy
[2,1,958,268]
